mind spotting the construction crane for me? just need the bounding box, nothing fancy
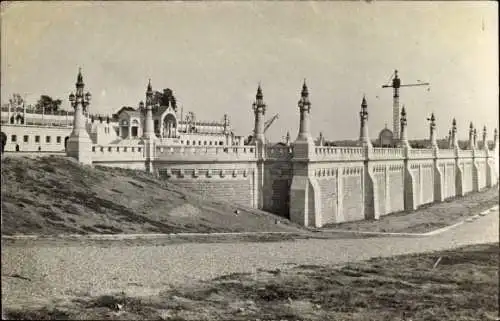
[264,113,279,132]
[245,113,279,144]
[381,70,430,140]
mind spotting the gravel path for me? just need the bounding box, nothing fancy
[2,209,498,307]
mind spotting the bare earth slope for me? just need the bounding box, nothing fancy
[1,155,303,235]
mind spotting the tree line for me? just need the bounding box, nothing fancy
[7,93,63,113]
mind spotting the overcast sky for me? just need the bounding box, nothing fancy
[1,1,498,141]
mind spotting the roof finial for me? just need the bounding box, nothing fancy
[301,79,308,97]
[147,78,152,92]
[361,94,367,106]
[256,82,263,100]
[77,67,83,84]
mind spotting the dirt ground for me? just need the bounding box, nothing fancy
[3,243,498,321]
[322,186,499,233]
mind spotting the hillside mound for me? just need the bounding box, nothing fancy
[1,155,302,235]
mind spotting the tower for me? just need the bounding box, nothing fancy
[67,68,93,164]
[296,80,313,144]
[359,95,371,147]
[143,79,155,140]
[429,113,437,148]
[468,122,474,149]
[252,84,266,145]
[398,105,409,148]
[451,118,459,149]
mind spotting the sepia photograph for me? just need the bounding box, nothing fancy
[1,1,499,320]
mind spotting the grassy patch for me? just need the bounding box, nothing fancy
[4,243,498,320]
[1,155,303,235]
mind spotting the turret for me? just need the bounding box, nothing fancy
[451,118,459,149]
[398,105,409,148]
[252,83,266,145]
[429,113,437,148]
[359,95,371,147]
[468,122,474,149]
[296,80,312,142]
[143,79,155,140]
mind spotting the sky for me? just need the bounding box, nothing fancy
[1,1,498,142]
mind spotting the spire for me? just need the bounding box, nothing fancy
[147,79,152,93]
[256,82,263,100]
[76,67,84,89]
[301,79,309,98]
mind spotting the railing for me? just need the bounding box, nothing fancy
[314,146,365,161]
[155,145,256,161]
[408,148,434,159]
[91,144,146,161]
[372,147,404,160]
[437,149,455,159]
[458,149,474,158]
[473,149,488,158]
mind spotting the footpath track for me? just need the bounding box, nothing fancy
[2,208,498,306]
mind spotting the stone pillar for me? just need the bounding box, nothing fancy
[473,128,478,150]
[285,131,291,146]
[143,96,156,174]
[482,126,487,150]
[451,118,459,149]
[290,81,321,227]
[67,68,92,165]
[430,114,443,202]
[400,107,416,211]
[429,113,437,148]
[251,85,266,209]
[358,96,377,220]
[468,122,474,149]
[359,96,372,148]
[7,101,11,123]
[451,119,464,196]
[398,106,410,149]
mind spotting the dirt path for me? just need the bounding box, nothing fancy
[2,208,498,308]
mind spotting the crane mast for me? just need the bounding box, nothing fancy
[381,70,430,141]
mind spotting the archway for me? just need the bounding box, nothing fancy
[64,136,69,151]
[0,132,6,153]
[15,144,20,152]
[163,113,177,138]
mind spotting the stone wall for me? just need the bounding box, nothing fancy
[60,129,498,229]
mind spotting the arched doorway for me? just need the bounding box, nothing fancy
[64,136,69,151]
[163,113,177,138]
[0,132,6,153]
[15,144,20,152]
